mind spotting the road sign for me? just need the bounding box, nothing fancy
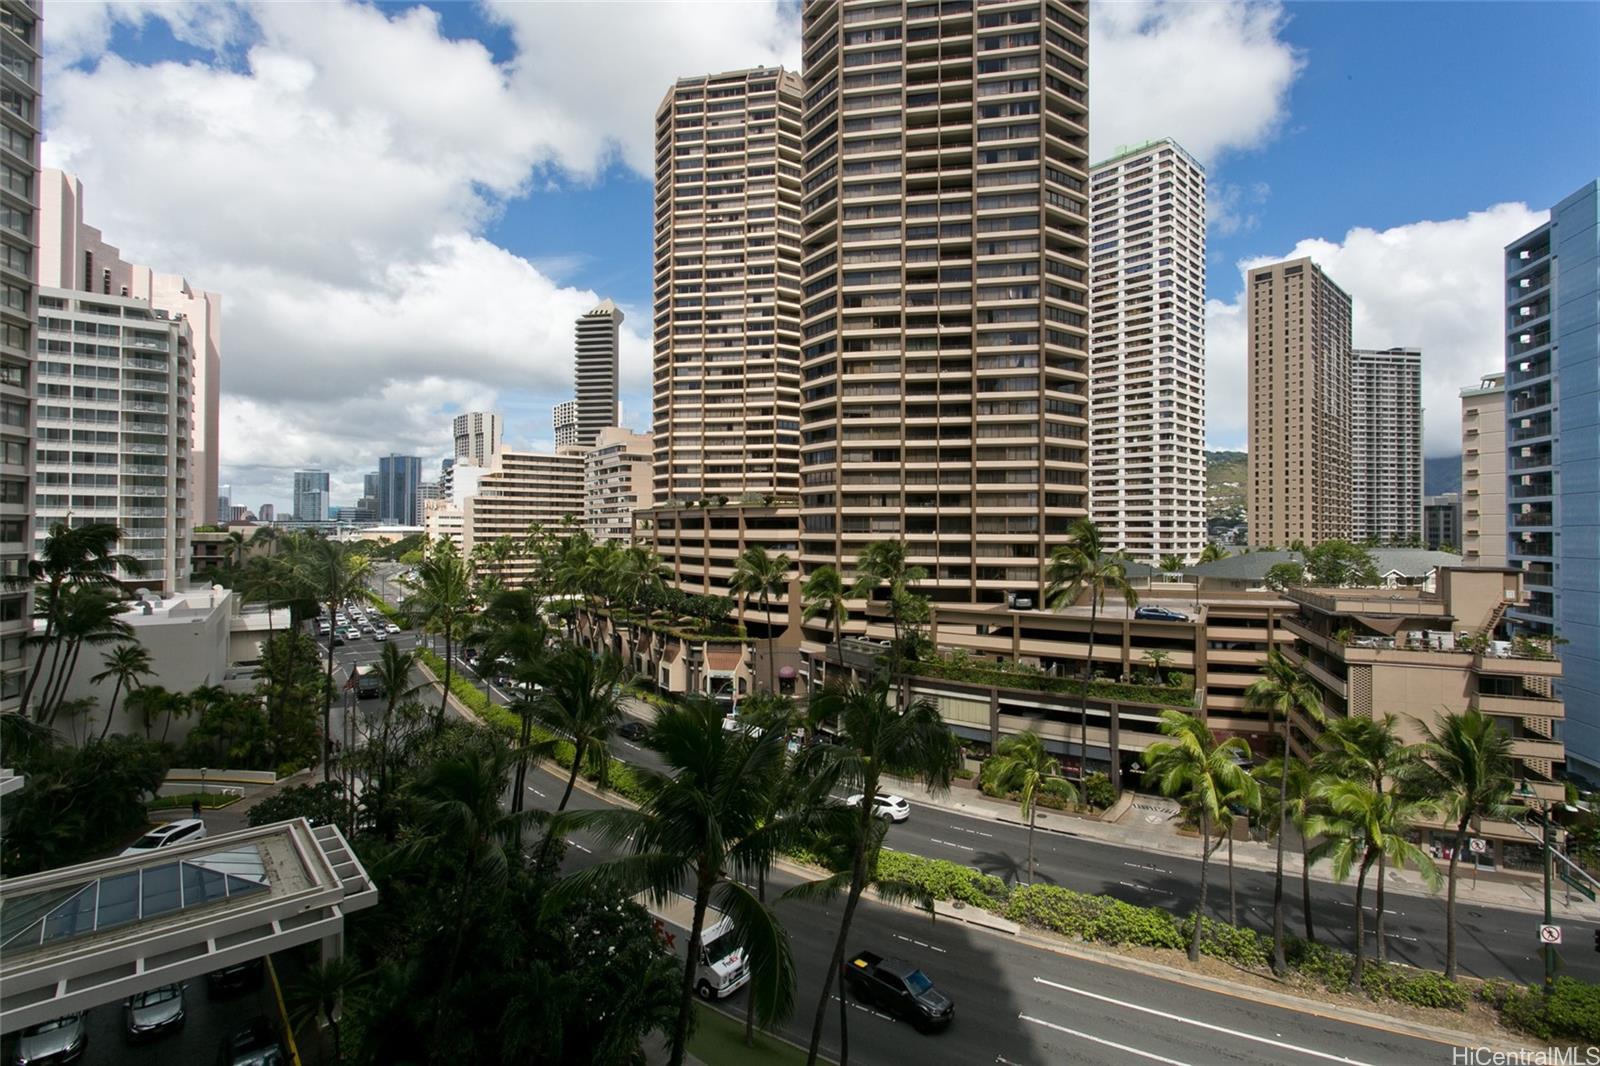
[1538,924,1562,945]
[1560,866,1597,902]
[1469,838,1488,855]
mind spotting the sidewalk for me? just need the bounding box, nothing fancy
[881,773,1600,921]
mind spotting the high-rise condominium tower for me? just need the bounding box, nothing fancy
[552,400,578,452]
[377,454,422,526]
[1246,257,1353,548]
[1460,372,1506,567]
[1087,139,1206,564]
[1504,180,1599,777]
[652,67,804,505]
[0,1,40,713]
[452,411,502,466]
[573,300,622,448]
[293,470,330,522]
[1350,347,1423,545]
[796,0,1092,605]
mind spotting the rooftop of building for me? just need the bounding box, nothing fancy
[1184,548,1464,582]
[1090,136,1202,173]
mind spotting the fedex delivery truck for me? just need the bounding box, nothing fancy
[637,892,750,1000]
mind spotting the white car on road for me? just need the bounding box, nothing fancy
[846,792,911,823]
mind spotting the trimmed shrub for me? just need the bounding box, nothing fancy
[1177,915,1271,968]
[1005,884,1186,951]
[874,850,1009,909]
[1082,772,1116,811]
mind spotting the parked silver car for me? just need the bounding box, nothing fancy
[124,982,186,1041]
[11,1012,86,1065]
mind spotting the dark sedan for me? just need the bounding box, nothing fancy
[617,721,648,742]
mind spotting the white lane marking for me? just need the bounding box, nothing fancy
[1123,861,1172,875]
[949,824,994,839]
[891,932,947,954]
[566,838,592,854]
[830,994,894,1022]
[1335,902,1400,916]
[1384,933,1420,943]
[1019,1014,1190,1065]
[526,786,545,798]
[620,741,641,752]
[929,837,975,853]
[1032,978,1378,1065]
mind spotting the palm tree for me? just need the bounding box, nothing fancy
[1255,755,1324,943]
[532,646,627,812]
[225,529,247,569]
[1198,543,1228,564]
[287,955,365,1064]
[732,546,792,693]
[367,640,421,798]
[986,730,1074,885]
[1306,780,1441,991]
[1159,553,1183,574]
[849,541,927,705]
[1415,708,1514,980]
[1044,518,1138,790]
[403,540,472,731]
[1244,649,1325,974]
[293,537,373,780]
[801,678,955,1066]
[1141,648,1172,682]
[470,587,555,815]
[1314,714,1422,962]
[15,521,142,718]
[801,565,847,647]
[249,525,280,557]
[91,642,152,741]
[1142,709,1259,962]
[38,585,132,724]
[552,698,804,1066]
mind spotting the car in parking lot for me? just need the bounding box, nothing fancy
[123,983,186,1041]
[11,1011,87,1064]
[385,622,401,633]
[217,1016,288,1066]
[372,629,387,642]
[1133,604,1189,622]
[120,818,207,857]
[846,792,911,822]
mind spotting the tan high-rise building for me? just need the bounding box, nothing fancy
[452,411,501,466]
[1087,138,1206,565]
[1350,347,1423,544]
[796,0,1092,606]
[1246,257,1353,548]
[652,67,804,505]
[461,450,584,585]
[1460,371,1506,567]
[584,427,653,543]
[573,300,622,449]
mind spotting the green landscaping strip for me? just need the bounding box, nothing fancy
[690,1005,820,1066]
[148,791,241,811]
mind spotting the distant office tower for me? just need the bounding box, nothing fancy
[796,0,1092,605]
[259,503,275,523]
[652,67,804,505]
[1246,258,1353,548]
[293,471,330,522]
[1505,180,1599,777]
[552,400,578,452]
[0,1,41,712]
[1351,347,1423,544]
[1423,494,1460,551]
[585,427,653,543]
[39,169,223,525]
[452,411,502,465]
[1087,139,1206,564]
[573,300,622,448]
[377,454,423,526]
[363,472,378,498]
[462,450,585,586]
[1460,372,1506,566]
[217,485,231,520]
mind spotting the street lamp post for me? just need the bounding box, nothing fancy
[1543,812,1555,994]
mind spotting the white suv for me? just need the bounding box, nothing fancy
[846,793,911,823]
[121,818,208,856]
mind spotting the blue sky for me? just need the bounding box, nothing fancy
[44,1,1599,508]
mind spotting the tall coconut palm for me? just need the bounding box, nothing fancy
[91,642,152,741]
[1244,649,1326,974]
[800,678,956,1066]
[249,525,280,557]
[1142,709,1260,962]
[551,698,804,1066]
[225,529,247,569]
[849,541,927,697]
[1198,543,1228,564]
[1255,755,1324,943]
[367,640,422,800]
[1314,714,1422,962]
[986,729,1074,885]
[470,587,555,815]
[293,537,373,780]
[1044,518,1138,789]
[403,540,473,732]
[15,521,142,718]
[287,955,366,1065]
[1306,780,1441,991]
[531,646,627,812]
[732,546,792,693]
[1415,707,1514,980]
[1159,553,1184,574]
[801,565,847,646]
[38,585,133,724]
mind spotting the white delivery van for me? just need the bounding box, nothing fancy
[637,892,751,999]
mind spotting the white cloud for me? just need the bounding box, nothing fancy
[1205,202,1549,454]
[1091,1,1303,164]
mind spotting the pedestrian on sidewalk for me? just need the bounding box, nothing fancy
[191,797,202,820]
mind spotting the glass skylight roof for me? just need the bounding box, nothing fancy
[0,845,269,952]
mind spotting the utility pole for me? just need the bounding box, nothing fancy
[1543,810,1555,994]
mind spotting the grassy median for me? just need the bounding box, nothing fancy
[690,1006,819,1066]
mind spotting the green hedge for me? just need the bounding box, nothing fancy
[875,850,1008,909]
[1478,978,1600,1044]
[365,593,406,626]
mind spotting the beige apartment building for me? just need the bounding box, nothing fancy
[1350,346,1423,544]
[794,0,1093,608]
[573,301,622,449]
[452,410,501,466]
[461,450,583,585]
[1460,372,1507,567]
[1247,257,1353,548]
[1087,138,1207,565]
[584,427,652,543]
[652,67,804,505]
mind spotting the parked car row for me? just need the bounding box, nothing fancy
[317,600,402,645]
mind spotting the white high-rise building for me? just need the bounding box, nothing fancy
[651,67,804,505]
[1351,347,1423,545]
[1087,139,1207,564]
[35,289,193,592]
[552,399,578,452]
[573,300,622,449]
[452,411,502,466]
[293,470,330,522]
[462,450,585,586]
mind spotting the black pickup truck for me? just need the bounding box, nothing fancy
[843,950,954,1031]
